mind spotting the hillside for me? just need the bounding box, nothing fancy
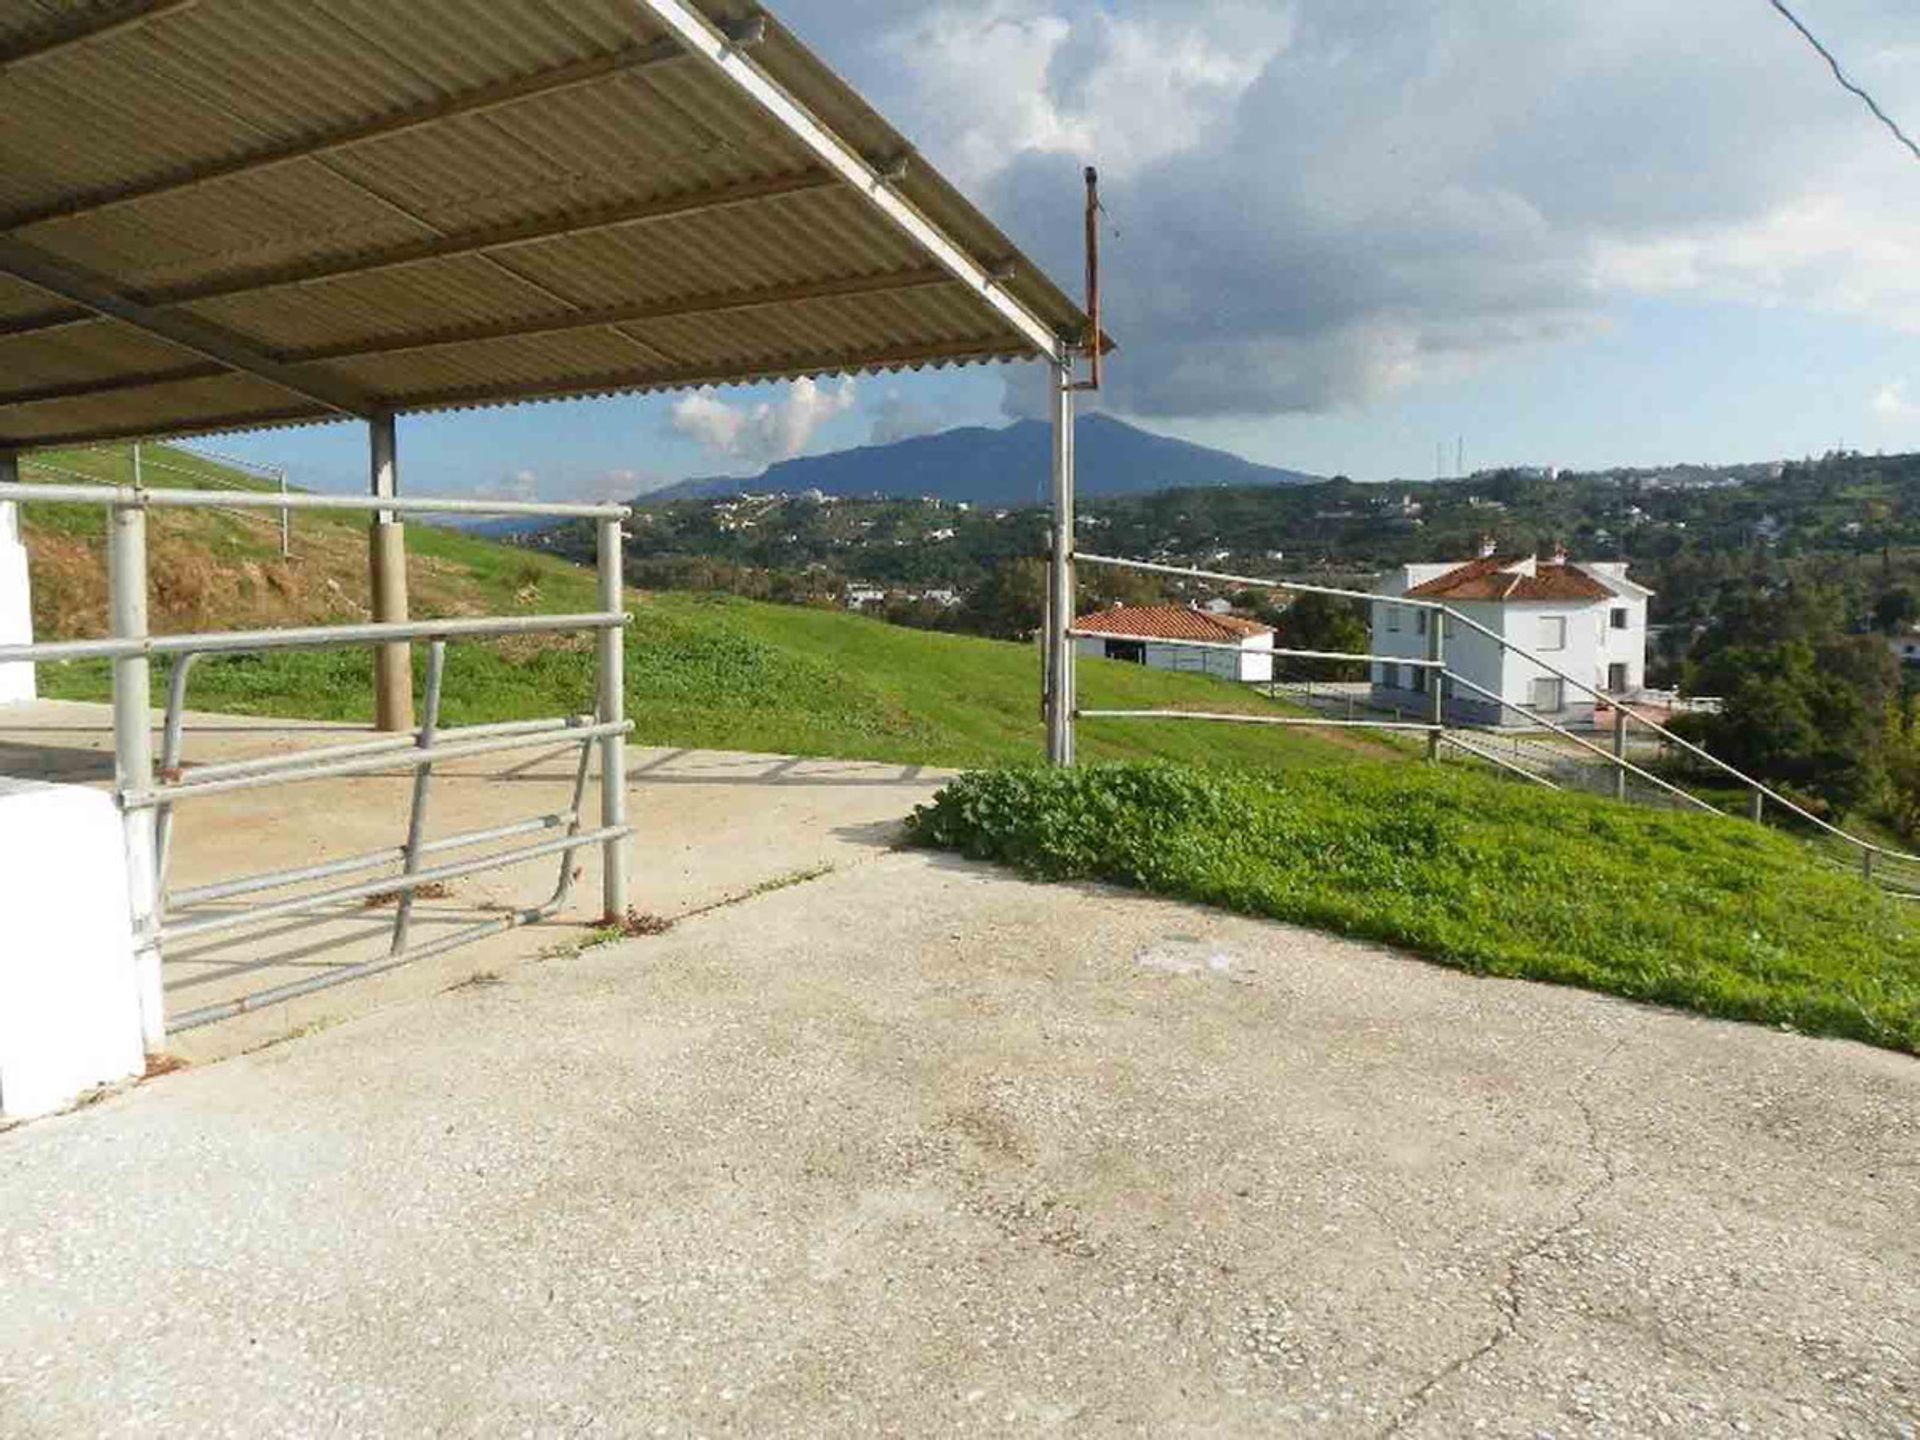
[15,444,1386,772]
[648,413,1319,505]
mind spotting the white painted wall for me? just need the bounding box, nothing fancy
[1370,559,1651,724]
[0,500,34,705]
[1077,631,1275,684]
[1580,563,1651,694]
[0,779,146,1120]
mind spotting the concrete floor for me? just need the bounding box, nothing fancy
[2,845,1916,1436]
[0,700,948,1061]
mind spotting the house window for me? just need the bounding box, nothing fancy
[1607,662,1629,693]
[1411,667,1428,694]
[1530,677,1564,712]
[1379,662,1399,689]
[1611,607,1629,631]
[1416,611,1429,636]
[1539,615,1567,651]
[1387,606,1403,633]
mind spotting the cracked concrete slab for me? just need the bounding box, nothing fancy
[1,851,1915,1436]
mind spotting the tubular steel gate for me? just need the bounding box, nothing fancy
[0,482,635,1043]
[1057,552,1920,897]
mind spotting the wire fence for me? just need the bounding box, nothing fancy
[1066,551,1920,897]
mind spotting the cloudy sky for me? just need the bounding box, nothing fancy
[213,0,1920,495]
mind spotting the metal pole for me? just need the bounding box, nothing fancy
[277,466,290,559]
[368,413,414,732]
[1046,360,1076,766]
[109,501,164,1049]
[597,515,630,921]
[1612,705,1629,803]
[391,640,446,955]
[1749,786,1765,824]
[1426,613,1445,762]
[0,450,27,704]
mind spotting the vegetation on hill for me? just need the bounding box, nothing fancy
[907,762,1920,1055]
[18,445,1395,773]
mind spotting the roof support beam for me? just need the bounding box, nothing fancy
[629,0,1066,365]
[0,267,959,411]
[0,170,842,342]
[0,37,688,233]
[0,240,375,418]
[0,0,198,73]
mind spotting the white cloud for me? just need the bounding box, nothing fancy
[669,378,859,468]
[774,0,1920,421]
[1873,381,1915,418]
[869,390,944,445]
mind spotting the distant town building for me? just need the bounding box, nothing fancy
[1369,544,1651,727]
[844,585,887,611]
[1074,604,1275,684]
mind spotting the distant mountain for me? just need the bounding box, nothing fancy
[644,414,1319,506]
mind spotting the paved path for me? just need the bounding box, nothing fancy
[0,701,948,1059]
[2,850,1914,1436]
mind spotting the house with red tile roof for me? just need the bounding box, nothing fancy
[1370,544,1652,728]
[1074,604,1276,684]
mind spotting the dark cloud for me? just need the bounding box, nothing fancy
[773,0,1920,420]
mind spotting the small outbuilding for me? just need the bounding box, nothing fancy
[1075,604,1275,684]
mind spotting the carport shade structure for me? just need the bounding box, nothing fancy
[0,0,1106,734]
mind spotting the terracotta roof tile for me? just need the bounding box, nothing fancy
[1405,558,1612,603]
[1074,605,1273,643]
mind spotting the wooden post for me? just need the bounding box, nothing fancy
[369,413,413,732]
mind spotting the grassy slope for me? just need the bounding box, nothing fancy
[22,445,1393,772]
[907,763,1920,1054]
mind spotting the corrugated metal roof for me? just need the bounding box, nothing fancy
[0,0,1099,450]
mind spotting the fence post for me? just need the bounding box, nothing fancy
[109,500,164,1050]
[1612,705,1629,803]
[1748,786,1764,825]
[368,413,414,733]
[1426,611,1445,761]
[597,516,629,923]
[277,466,291,559]
[1046,360,1077,766]
[1863,847,1877,884]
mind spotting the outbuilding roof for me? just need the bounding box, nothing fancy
[1405,557,1613,603]
[0,0,1100,450]
[1075,605,1274,644]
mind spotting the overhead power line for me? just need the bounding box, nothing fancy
[1769,0,1920,163]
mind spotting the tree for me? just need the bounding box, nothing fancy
[1874,585,1918,634]
[1274,592,1370,681]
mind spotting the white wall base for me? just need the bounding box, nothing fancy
[0,779,146,1121]
[0,500,34,705]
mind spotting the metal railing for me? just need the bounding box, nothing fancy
[0,481,635,1040]
[23,442,296,556]
[1068,552,1920,893]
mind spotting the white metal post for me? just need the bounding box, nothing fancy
[1046,362,1076,766]
[277,466,290,559]
[597,516,629,921]
[1426,612,1445,761]
[109,501,164,1049]
[368,413,413,732]
[1613,706,1629,803]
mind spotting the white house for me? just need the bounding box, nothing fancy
[1369,546,1651,728]
[1076,604,1275,684]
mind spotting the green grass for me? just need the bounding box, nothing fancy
[43,591,1395,771]
[905,762,1920,1054]
[24,448,1393,772]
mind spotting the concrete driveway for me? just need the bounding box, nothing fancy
[2,849,1914,1437]
[0,700,949,1060]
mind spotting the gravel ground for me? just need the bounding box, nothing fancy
[1,850,1915,1437]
